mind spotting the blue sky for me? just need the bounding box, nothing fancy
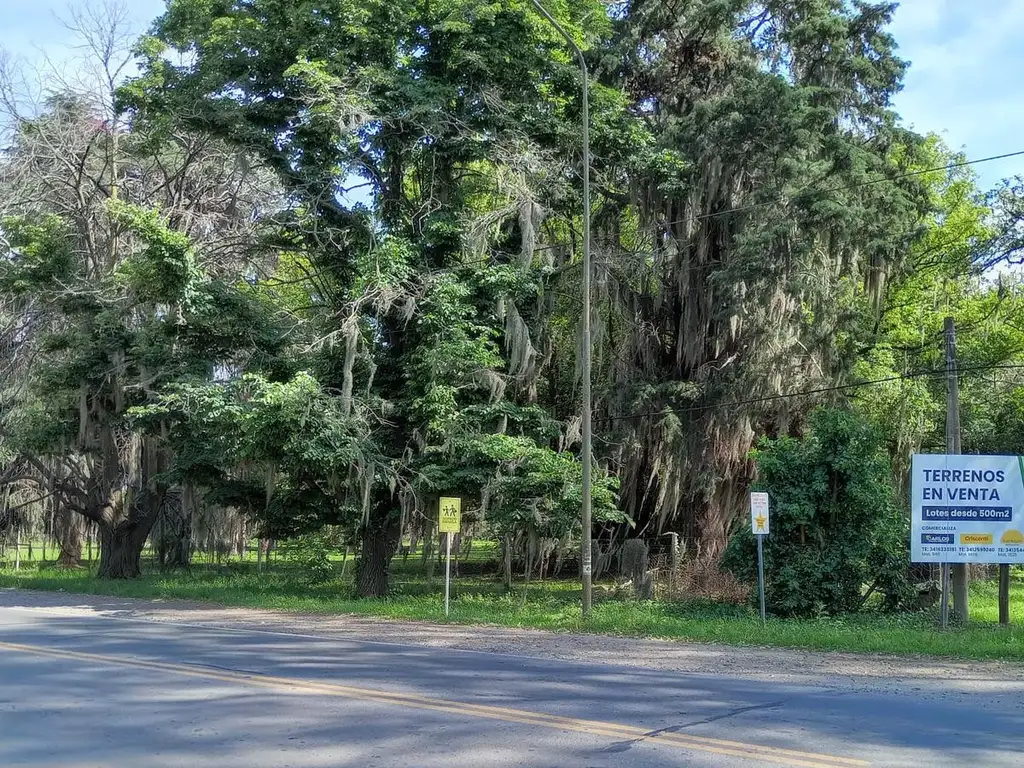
[889,0,1024,189]
[0,0,163,61]
[1,0,1022,190]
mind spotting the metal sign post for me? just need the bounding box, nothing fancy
[940,563,950,630]
[750,492,770,625]
[445,530,452,617]
[438,497,462,617]
[757,534,766,624]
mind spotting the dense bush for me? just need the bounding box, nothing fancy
[722,409,913,617]
[281,529,349,585]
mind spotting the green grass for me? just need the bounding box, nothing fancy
[3,561,1024,662]
[3,538,500,568]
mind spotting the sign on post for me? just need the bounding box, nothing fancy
[750,491,769,624]
[911,455,1024,564]
[439,497,462,534]
[438,497,462,617]
[750,492,770,535]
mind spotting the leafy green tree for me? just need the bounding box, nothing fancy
[135,371,377,537]
[7,0,1016,594]
[988,176,1024,268]
[126,0,618,595]
[723,408,912,617]
[0,200,283,576]
[854,140,1024,480]
[0,29,286,577]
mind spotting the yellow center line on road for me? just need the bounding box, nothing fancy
[0,640,868,768]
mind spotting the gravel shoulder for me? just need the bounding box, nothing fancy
[2,587,1022,708]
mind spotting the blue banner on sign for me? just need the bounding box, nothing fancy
[921,506,1012,522]
[921,533,954,544]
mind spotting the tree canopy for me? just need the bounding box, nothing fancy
[2,0,1024,606]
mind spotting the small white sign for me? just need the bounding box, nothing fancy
[750,492,770,535]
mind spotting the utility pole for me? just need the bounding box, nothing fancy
[945,317,969,623]
[527,0,593,617]
[999,563,1010,625]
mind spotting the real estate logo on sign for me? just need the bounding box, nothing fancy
[438,497,462,534]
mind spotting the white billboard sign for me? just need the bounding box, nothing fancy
[911,454,1024,564]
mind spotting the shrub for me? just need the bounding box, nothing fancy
[281,530,343,584]
[675,553,751,605]
[722,408,913,617]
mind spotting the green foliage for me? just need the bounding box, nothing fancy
[280,528,350,584]
[0,52,301,577]
[723,409,913,618]
[973,385,1024,456]
[422,431,626,540]
[122,0,627,597]
[0,215,74,293]
[16,0,1024,597]
[591,0,943,544]
[135,371,382,537]
[109,201,203,308]
[2,201,287,462]
[850,136,1024,476]
[988,176,1024,267]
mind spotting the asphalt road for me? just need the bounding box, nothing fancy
[0,606,1021,767]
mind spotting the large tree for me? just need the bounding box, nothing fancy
[590,0,933,552]
[0,8,285,576]
[5,0,989,585]
[854,141,1024,487]
[126,0,620,595]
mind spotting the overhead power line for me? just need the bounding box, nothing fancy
[601,362,1024,423]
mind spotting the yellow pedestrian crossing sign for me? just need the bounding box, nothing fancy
[438,497,462,617]
[439,497,462,533]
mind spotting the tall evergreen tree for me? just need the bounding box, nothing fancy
[593,0,932,551]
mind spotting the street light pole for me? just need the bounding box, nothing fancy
[526,0,593,618]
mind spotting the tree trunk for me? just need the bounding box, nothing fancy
[356,509,400,598]
[156,490,191,569]
[423,516,436,584]
[96,490,162,579]
[503,534,513,591]
[97,519,153,579]
[55,507,83,568]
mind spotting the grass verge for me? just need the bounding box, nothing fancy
[2,564,1024,662]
